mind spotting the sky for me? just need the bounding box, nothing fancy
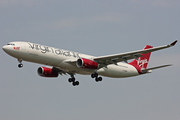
[0,0,180,120]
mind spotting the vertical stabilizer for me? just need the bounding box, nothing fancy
[129,45,153,69]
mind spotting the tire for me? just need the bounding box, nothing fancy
[95,78,99,82]
[98,77,102,81]
[91,74,95,78]
[68,78,72,82]
[18,64,23,68]
[71,78,75,82]
[75,81,79,86]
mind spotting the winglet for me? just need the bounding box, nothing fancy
[170,40,178,46]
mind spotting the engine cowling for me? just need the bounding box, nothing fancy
[76,58,98,69]
[37,67,59,77]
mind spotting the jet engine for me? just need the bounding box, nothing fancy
[76,58,98,69]
[37,67,59,77]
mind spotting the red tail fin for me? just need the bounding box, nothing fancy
[129,45,153,69]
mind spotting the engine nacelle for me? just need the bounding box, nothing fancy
[76,58,98,69]
[37,67,59,77]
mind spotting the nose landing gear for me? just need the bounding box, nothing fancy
[18,59,23,68]
[18,63,23,68]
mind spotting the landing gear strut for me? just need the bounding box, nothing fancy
[91,73,102,82]
[68,74,79,86]
[18,59,23,68]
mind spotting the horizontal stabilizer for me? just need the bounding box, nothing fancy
[142,64,172,73]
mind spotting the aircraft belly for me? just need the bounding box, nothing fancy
[97,63,139,78]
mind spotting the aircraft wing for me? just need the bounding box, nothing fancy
[53,66,77,76]
[93,40,177,67]
[52,67,68,75]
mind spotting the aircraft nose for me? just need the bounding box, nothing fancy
[2,45,11,53]
[2,45,7,51]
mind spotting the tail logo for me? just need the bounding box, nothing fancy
[137,58,148,68]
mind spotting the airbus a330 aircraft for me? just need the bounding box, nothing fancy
[2,40,177,86]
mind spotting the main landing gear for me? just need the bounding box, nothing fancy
[91,73,102,82]
[68,74,79,86]
[68,73,102,86]
[18,59,23,68]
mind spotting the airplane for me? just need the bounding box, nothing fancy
[2,40,177,86]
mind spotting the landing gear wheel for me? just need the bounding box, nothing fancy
[17,59,23,68]
[91,74,95,78]
[72,81,79,86]
[18,64,23,68]
[95,77,99,82]
[75,81,79,86]
[68,74,79,86]
[98,77,102,81]
[92,72,103,82]
[95,77,102,82]
[68,78,72,83]
[91,73,98,78]
[68,77,75,83]
[71,78,75,82]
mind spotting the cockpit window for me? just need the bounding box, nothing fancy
[7,43,15,46]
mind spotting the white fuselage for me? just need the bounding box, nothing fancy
[2,41,140,78]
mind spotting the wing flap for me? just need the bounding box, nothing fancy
[52,67,68,75]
